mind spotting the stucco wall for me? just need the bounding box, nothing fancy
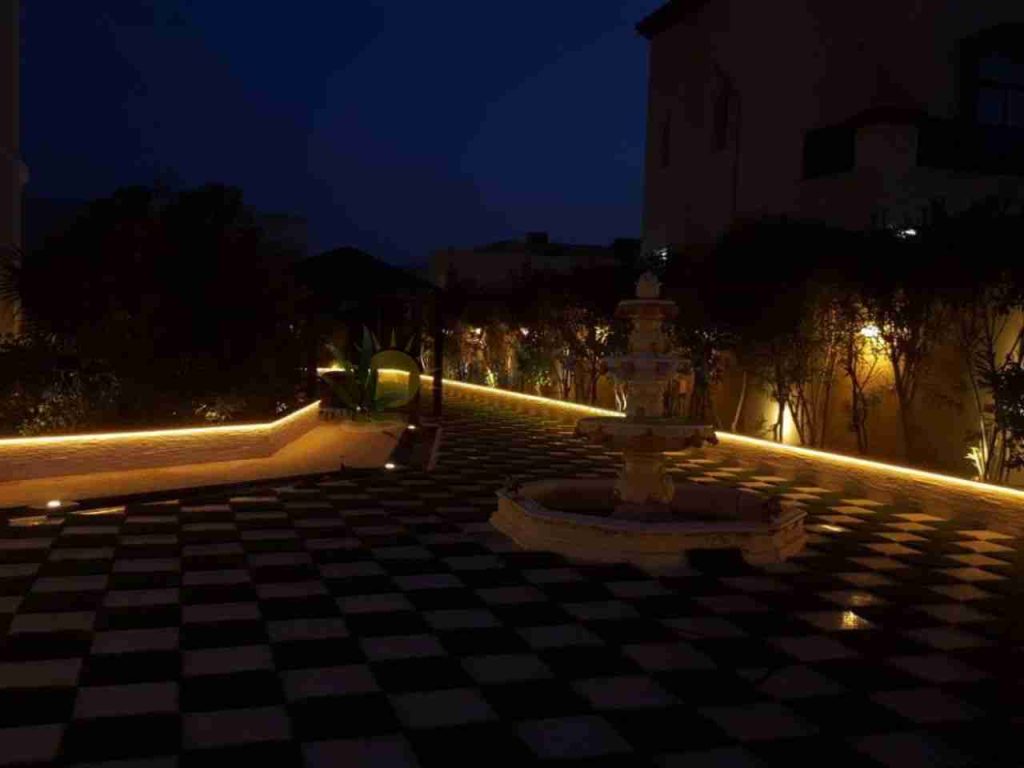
[0,0,23,336]
[0,402,322,483]
[439,377,1024,526]
[0,416,402,509]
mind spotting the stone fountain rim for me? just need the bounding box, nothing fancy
[496,477,805,535]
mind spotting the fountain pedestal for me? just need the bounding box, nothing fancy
[620,451,672,506]
[574,417,717,519]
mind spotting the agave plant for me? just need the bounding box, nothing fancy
[321,327,421,417]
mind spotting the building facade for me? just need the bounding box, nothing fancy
[431,233,638,292]
[0,0,25,335]
[638,0,1024,255]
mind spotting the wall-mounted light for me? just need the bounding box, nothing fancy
[384,462,397,470]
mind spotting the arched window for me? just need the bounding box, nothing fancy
[964,25,1024,128]
[976,52,1024,126]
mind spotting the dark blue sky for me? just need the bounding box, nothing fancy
[22,1,662,265]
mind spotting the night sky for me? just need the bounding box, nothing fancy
[22,1,663,265]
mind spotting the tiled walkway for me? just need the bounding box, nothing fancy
[1,393,1023,766]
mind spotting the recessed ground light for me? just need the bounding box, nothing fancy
[385,462,397,470]
[31,499,79,514]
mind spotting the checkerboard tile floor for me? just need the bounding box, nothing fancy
[1,390,1023,766]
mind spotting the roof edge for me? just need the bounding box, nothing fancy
[636,0,712,40]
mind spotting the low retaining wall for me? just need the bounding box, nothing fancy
[436,377,1024,526]
[0,403,321,483]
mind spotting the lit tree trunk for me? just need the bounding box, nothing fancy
[891,361,917,462]
[773,397,785,443]
[731,369,747,432]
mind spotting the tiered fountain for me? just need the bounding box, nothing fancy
[492,273,806,568]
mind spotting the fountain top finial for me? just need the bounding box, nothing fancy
[636,272,661,299]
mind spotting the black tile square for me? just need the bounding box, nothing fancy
[80,650,180,686]
[271,637,365,670]
[0,687,76,727]
[481,680,588,720]
[96,604,181,630]
[61,713,181,762]
[181,671,285,712]
[604,705,731,754]
[406,722,532,766]
[0,630,93,661]
[343,610,430,638]
[538,646,636,680]
[288,693,399,740]
[653,670,760,706]
[370,656,475,693]
[402,588,482,612]
[179,621,268,650]
[181,740,304,768]
[489,602,568,627]
[258,596,338,621]
[433,625,524,656]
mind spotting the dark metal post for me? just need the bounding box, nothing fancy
[410,294,422,425]
[432,290,444,417]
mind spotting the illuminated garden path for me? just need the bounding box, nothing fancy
[0,393,1020,766]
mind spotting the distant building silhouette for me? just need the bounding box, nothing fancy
[638,1,1024,255]
[0,0,26,334]
[431,233,639,291]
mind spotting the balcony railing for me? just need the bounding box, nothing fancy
[803,116,1024,179]
[917,118,1024,175]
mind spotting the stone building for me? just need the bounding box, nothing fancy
[0,0,25,334]
[638,0,1024,256]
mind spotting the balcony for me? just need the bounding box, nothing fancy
[804,112,1024,179]
[917,118,1024,175]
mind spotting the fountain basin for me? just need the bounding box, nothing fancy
[492,478,807,568]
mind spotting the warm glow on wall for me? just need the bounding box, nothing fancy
[721,430,1024,502]
[0,401,320,448]
[419,373,625,418]
[426,373,1024,504]
[782,404,799,444]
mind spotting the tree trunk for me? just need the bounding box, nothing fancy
[731,369,747,433]
[819,376,834,449]
[773,398,785,442]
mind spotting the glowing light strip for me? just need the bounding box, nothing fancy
[419,374,624,418]
[0,401,321,447]
[421,374,1024,502]
[717,432,1024,500]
